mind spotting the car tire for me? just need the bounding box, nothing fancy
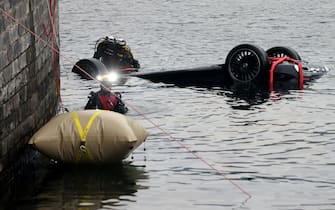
[72,58,107,80]
[266,46,301,60]
[225,44,269,83]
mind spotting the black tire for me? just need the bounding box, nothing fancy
[72,58,108,80]
[266,46,301,60]
[225,44,269,83]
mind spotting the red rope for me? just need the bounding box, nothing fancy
[45,0,64,113]
[0,6,251,199]
[269,56,304,91]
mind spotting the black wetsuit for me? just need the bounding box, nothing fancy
[93,40,140,68]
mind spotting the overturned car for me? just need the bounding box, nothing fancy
[133,44,329,90]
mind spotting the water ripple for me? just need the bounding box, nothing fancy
[7,0,335,209]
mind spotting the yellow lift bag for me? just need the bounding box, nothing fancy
[29,110,148,163]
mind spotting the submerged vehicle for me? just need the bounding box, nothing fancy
[72,42,329,91]
[72,36,140,81]
[133,44,329,90]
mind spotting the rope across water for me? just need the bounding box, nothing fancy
[0,5,252,200]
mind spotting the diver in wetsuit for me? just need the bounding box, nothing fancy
[93,36,140,69]
[84,84,128,114]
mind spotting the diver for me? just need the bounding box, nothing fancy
[93,36,140,69]
[84,83,128,114]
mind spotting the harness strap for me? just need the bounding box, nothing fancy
[269,56,304,91]
[71,111,104,161]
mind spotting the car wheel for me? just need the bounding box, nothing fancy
[72,58,107,80]
[225,44,269,83]
[266,46,301,60]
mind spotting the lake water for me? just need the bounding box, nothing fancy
[7,0,335,209]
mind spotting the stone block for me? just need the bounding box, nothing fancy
[33,7,44,29]
[25,46,36,67]
[12,93,20,111]
[0,15,5,33]
[17,100,29,123]
[8,24,19,44]
[10,58,19,78]
[30,92,39,110]
[0,31,10,51]
[21,115,35,136]
[11,57,20,76]
[1,64,13,87]
[37,68,50,86]
[2,101,11,119]
[35,50,47,71]
[4,112,16,133]
[2,12,13,31]
[17,22,26,37]
[15,71,27,90]
[6,77,17,100]
[6,45,14,63]
[0,51,7,70]
[0,83,8,101]
[18,85,27,103]
[20,33,31,53]
[34,40,43,57]
[26,62,35,80]
[26,77,37,98]
[19,16,33,35]
[13,40,22,59]
[18,51,27,69]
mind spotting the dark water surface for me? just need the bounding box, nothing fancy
[8,0,335,209]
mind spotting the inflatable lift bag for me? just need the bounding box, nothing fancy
[29,110,149,163]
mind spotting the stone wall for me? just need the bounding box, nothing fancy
[0,0,59,188]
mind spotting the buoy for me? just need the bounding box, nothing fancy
[28,110,148,163]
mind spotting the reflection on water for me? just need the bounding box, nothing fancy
[190,84,289,110]
[7,159,148,210]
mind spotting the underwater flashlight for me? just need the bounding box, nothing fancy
[107,72,119,82]
[96,71,119,83]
